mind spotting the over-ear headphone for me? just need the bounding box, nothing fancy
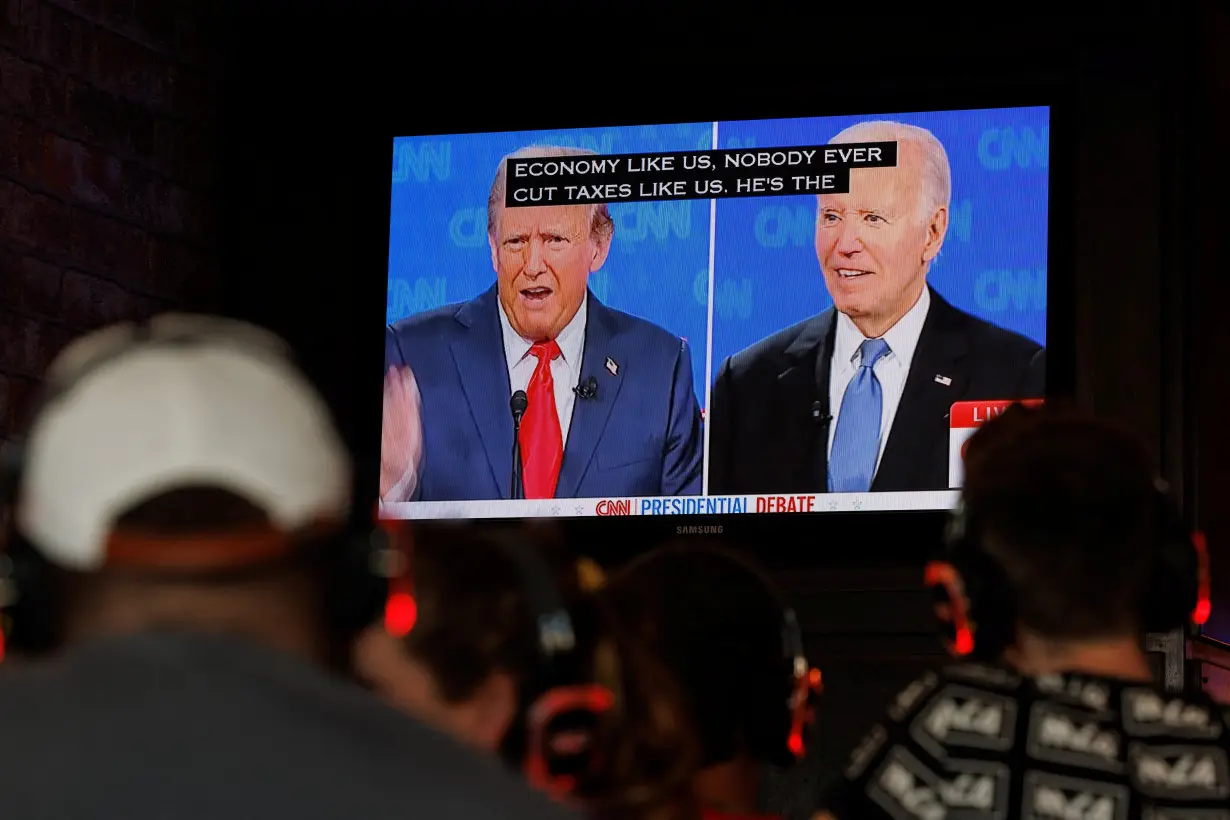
[613,545,823,768]
[0,511,59,661]
[925,478,1211,662]
[693,563,821,768]
[379,524,616,801]
[781,606,823,765]
[0,318,390,662]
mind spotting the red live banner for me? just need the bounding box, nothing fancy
[949,399,1045,487]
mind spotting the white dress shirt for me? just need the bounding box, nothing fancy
[498,293,588,445]
[827,287,931,475]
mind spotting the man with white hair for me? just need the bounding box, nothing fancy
[382,144,703,503]
[708,121,1045,495]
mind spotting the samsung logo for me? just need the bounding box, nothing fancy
[676,525,723,535]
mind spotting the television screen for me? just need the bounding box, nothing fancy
[381,105,1050,521]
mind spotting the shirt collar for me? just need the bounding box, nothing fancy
[498,290,588,367]
[834,285,931,368]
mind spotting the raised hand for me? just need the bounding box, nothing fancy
[380,365,424,502]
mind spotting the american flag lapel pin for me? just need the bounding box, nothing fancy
[605,356,619,376]
[934,374,952,386]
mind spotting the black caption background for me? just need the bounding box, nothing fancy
[504,141,899,207]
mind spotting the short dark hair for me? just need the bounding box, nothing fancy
[402,523,698,819]
[114,487,270,534]
[961,404,1161,640]
[603,543,791,767]
[401,522,577,703]
[63,487,334,665]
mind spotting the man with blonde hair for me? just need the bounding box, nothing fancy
[383,145,703,503]
[709,120,1045,495]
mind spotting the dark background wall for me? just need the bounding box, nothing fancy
[1192,5,1230,705]
[1,4,1227,818]
[0,0,224,439]
[215,7,1230,815]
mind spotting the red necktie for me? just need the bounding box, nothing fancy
[520,340,563,499]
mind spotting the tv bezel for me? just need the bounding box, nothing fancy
[356,77,1075,569]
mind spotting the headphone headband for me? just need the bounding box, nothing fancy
[618,544,821,765]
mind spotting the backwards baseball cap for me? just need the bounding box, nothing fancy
[9,314,352,573]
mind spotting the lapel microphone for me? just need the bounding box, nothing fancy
[811,400,832,426]
[573,377,598,401]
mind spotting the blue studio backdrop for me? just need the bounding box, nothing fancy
[710,106,1050,375]
[386,107,1049,416]
[387,123,714,410]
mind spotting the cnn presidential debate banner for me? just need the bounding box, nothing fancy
[384,106,1050,520]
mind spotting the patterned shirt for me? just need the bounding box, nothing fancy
[819,662,1230,820]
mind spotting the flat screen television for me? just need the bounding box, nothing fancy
[370,90,1071,561]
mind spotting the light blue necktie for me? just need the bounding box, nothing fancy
[828,338,891,493]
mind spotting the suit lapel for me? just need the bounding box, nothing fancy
[556,294,623,498]
[775,311,835,492]
[451,286,514,498]
[874,290,968,491]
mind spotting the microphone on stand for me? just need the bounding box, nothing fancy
[510,391,528,500]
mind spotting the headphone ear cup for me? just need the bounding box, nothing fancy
[1,534,60,656]
[734,635,806,768]
[926,568,964,649]
[771,665,805,768]
[1,441,25,503]
[3,428,59,659]
[1141,491,1200,633]
[322,528,389,640]
[938,501,1017,663]
[952,551,1016,662]
[736,661,793,768]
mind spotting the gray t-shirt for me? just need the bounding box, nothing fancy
[0,631,577,819]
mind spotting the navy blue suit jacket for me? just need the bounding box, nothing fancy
[708,287,1045,494]
[386,285,703,501]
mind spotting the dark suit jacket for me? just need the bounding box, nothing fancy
[707,288,1045,494]
[386,285,703,501]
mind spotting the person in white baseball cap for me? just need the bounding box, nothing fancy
[0,314,577,820]
[1,313,354,661]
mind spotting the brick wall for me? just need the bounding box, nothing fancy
[0,0,224,439]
